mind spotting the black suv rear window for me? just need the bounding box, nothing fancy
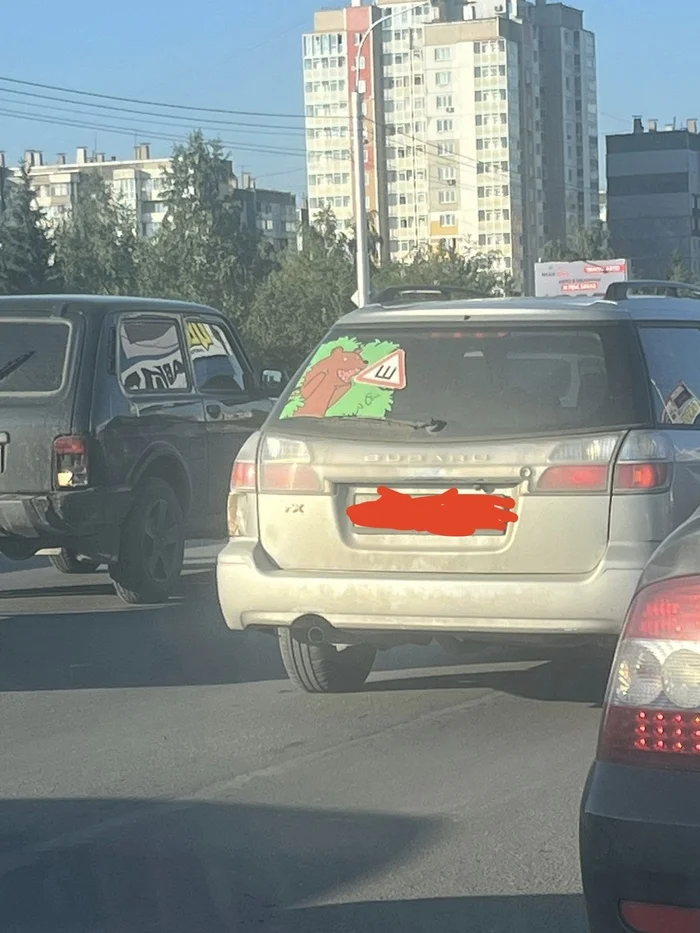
[0,321,70,393]
[273,323,650,440]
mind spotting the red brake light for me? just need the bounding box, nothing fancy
[538,464,609,491]
[258,437,323,494]
[598,575,700,771]
[621,902,700,933]
[53,435,86,456]
[231,459,257,491]
[260,462,322,492]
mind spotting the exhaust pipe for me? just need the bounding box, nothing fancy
[291,615,333,646]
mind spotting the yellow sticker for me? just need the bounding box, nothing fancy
[187,322,214,352]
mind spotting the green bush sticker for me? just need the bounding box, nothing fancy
[278,337,405,420]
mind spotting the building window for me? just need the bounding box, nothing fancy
[439,213,456,227]
[434,47,451,61]
[436,119,453,134]
[439,189,456,204]
[435,71,451,87]
[438,166,456,181]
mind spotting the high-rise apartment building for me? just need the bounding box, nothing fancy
[302,0,600,292]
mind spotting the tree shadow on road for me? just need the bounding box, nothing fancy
[0,796,589,933]
[0,578,287,692]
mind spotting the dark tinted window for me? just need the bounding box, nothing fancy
[0,320,70,393]
[119,318,189,393]
[273,323,649,440]
[185,319,248,394]
[638,326,700,425]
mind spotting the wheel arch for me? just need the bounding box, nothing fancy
[128,445,192,517]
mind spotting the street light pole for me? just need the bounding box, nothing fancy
[352,87,371,308]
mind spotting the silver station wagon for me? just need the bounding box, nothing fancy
[217,281,700,693]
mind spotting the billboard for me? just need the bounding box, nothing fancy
[534,259,629,298]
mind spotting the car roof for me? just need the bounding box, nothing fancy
[339,295,700,327]
[0,295,222,319]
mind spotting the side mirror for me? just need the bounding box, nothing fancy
[261,368,288,399]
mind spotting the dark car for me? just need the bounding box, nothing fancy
[0,295,285,605]
[580,507,700,932]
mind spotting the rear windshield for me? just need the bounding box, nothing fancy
[272,323,651,440]
[0,320,71,393]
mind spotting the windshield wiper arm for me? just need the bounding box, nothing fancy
[299,415,447,433]
[0,351,35,383]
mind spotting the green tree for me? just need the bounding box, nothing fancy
[372,242,516,298]
[54,172,139,295]
[666,250,694,283]
[245,208,356,368]
[541,223,615,263]
[0,164,56,295]
[138,131,275,322]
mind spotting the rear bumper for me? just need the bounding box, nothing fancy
[0,488,134,557]
[216,538,652,636]
[580,761,700,931]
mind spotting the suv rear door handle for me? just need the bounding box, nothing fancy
[206,403,222,419]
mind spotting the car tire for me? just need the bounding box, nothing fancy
[277,628,376,694]
[109,478,185,606]
[49,549,101,575]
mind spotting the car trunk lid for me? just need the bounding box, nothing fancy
[257,320,651,574]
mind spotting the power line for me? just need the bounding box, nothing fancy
[0,85,307,135]
[0,107,307,159]
[0,74,307,121]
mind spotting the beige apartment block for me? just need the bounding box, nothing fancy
[3,145,299,251]
[302,0,600,292]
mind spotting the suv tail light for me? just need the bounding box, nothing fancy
[537,431,673,494]
[226,434,324,538]
[53,435,89,488]
[537,435,617,492]
[259,437,323,494]
[598,574,700,772]
[227,432,260,537]
[613,430,673,493]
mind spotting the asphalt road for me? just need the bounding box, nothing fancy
[0,549,612,933]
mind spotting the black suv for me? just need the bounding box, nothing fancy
[0,295,285,605]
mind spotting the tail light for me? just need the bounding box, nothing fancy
[227,432,260,537]
[620,901,700,933]
[613,430,673,493]
[53,435,89,488]
[259,437,323,494]
[598,574,700,771]
[537,431,673,494]
[537,435,617,492]
[226,434,324,538]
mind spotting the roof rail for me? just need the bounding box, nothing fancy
[370,284,491,305]
[605,280,700,301]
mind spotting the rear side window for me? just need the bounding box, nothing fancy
[185,319,249,395]
[119,317,189,394]
[638,326,700,425]
[0,320,70,393]
[273,323,650,440]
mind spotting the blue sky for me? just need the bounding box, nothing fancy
[0,0,696,196]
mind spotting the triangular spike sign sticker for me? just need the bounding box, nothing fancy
[354,348,406,390]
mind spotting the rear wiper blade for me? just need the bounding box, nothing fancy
[0,351,35,383]
[307,415,447,433]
